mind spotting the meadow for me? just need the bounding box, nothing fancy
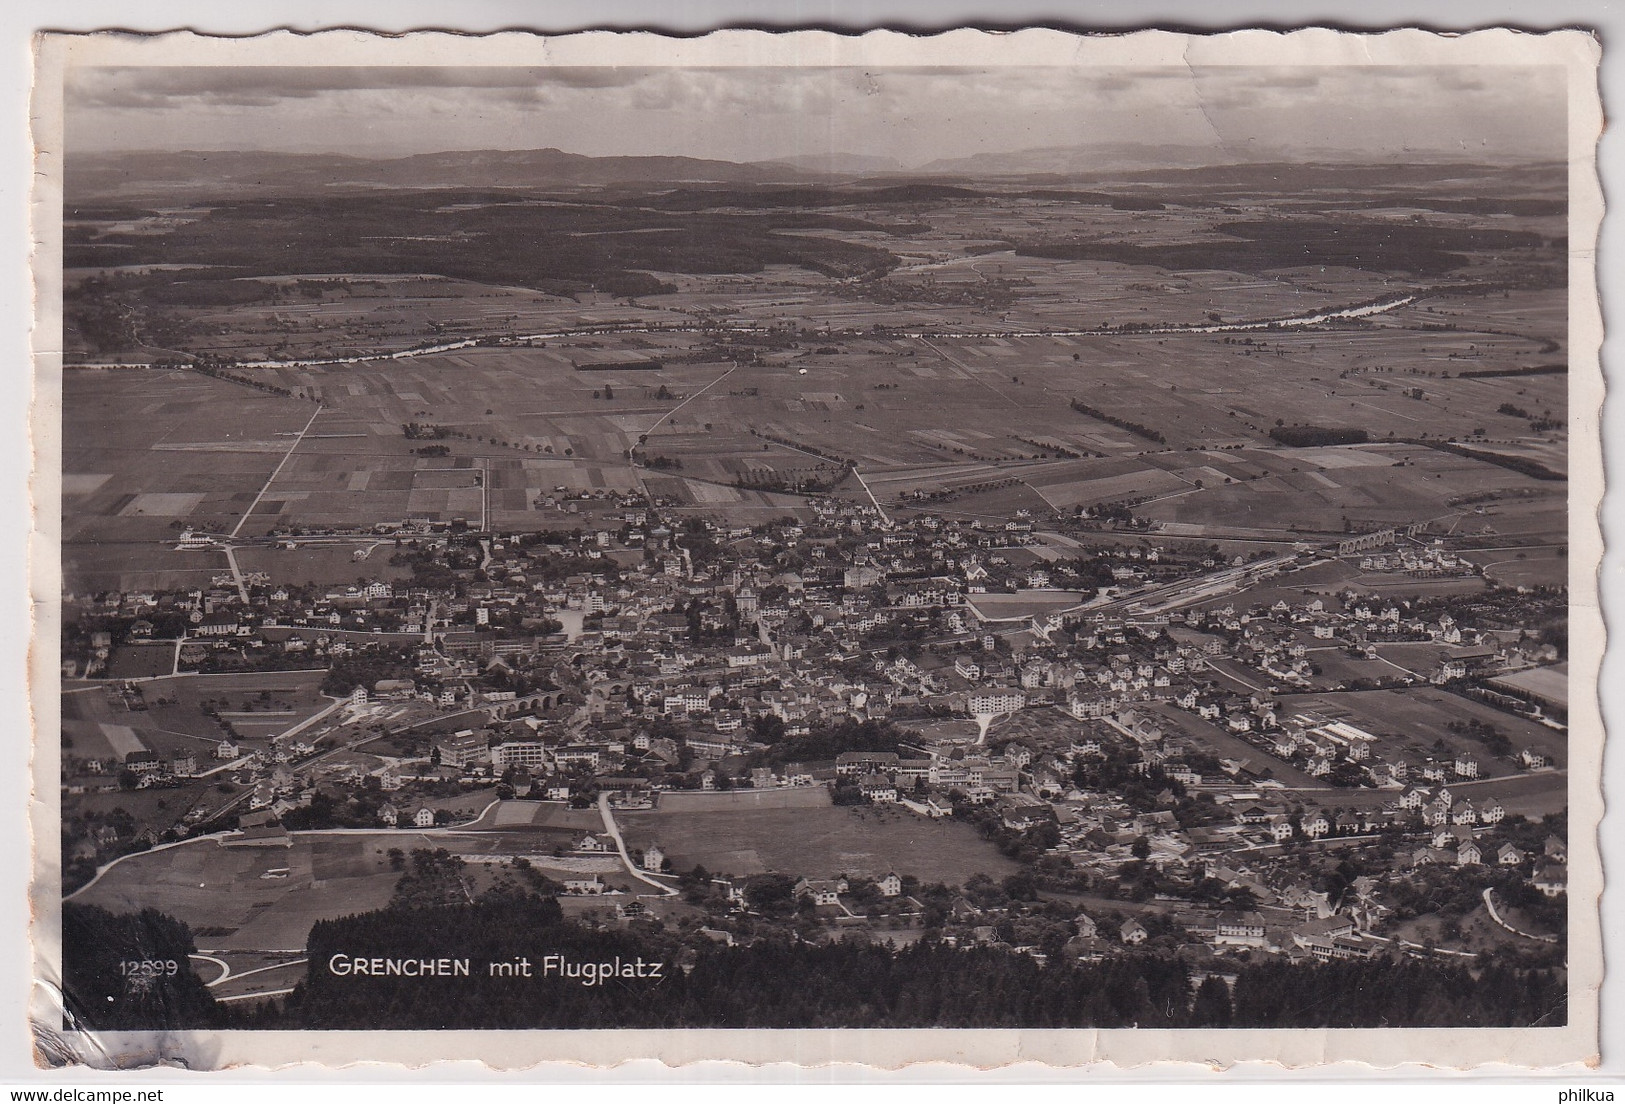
[618,794,1020,884]
[68,819,643,954]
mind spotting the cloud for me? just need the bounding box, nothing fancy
[63,63,1567,163]
[65,66,658,109]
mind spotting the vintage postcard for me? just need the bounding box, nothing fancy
[27,27,1604,1072]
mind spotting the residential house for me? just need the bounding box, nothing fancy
[859,774,898,803]
[1532,863,1567,897]
[795,877,847,906]
[1213,911,1268,948]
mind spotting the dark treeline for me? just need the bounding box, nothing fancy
[1069,400,1166,444]
[1380,196,1565,218]
[1454,363,1567,379]
[642,183,979,211]
[752,717,913,765]
[1408,439,1566,482]
[1230,958,1564,1028]
[268,900,1565,1029]
[1269,425,1371,447]
[62,899,1567,1031]
[62,904,224,1031]
[1017,219,1549,278]
[63,192,901,305]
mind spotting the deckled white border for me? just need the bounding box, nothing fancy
[26,26,1605,1073]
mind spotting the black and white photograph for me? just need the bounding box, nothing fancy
[29,27,1604,1069]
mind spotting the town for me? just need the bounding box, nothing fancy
[62,486,1568,1001]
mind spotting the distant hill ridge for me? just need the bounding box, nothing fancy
[64,143,1553,202]
[66,146,801,199]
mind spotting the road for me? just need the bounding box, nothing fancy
[644,363,735,437]
[1481,887,1559,944]
[479,458,489,531]
[214,987,298,1004]
[596,793,678,896]
[274,696,347,744]
[222,544,251,603]
[916,336,1022,407]
[850,467,892,528]
[189,952,231,986]
[230,404,324,539]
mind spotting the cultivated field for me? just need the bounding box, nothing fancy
[63,281,1567,547]
[62,175,1568,545]
[62,669,329,763]
[62,370,317,591]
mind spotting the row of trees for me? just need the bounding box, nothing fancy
[266,899,1566,1029]
[1069,400,1167,444]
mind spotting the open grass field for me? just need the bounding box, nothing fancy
[102,643,177,679]
[1459,546,1569,589]
[468,800,604,831]
[1284,769,1567,820]
[1488,663,1568,710]
[964,590,1088,622]
[70,835,401,952]
[232,541,419,588]
[1137,442,1561,537]
[618,796,1019,884]
[69,821,645,953]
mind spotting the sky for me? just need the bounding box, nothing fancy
[63,65,1569,165]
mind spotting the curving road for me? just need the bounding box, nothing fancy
[596,793,677,896]
[189,952,231,987]
[1482,887,1560,944]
